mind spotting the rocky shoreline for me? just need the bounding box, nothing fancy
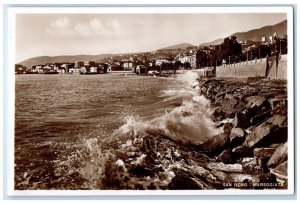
[95,76,288,190]
[196,77,288,189]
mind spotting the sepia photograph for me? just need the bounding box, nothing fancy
[5,5,294,196]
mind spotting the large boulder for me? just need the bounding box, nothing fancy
[243,115,287,148]
[219,98,238,118]
[267,142,288,168]
[198,132,230,156]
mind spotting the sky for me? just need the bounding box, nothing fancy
[15,13,287,63]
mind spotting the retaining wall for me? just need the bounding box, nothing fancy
[215,55,287,79]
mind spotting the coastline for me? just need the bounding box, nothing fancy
[87,75,288,190]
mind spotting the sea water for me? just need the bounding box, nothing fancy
[14,72,221,190]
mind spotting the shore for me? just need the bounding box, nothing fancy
[94,75,288,190]
[196,77,288,188]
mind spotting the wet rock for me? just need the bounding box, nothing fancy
[253,148,277,159]
[198,132,230,156]
[267,142,288,168]
[243,115,287,148]
[216,149,236,164]
[229,127,246,146]
[241,157,264,174]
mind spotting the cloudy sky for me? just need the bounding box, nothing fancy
[15,13,286,62]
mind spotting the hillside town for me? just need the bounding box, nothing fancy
[15,32,287,76]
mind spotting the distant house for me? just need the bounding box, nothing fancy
[120,60,134,71]
[262,32,279,44]
[176,54,196,68]
[32,65,44,73]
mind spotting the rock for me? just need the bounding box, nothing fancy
[271,161,288,182]
[212,107,224,121]
[233,111,251,128]
[267,142,288,168]
[241,157,265,174]
[243,116,287,148]
[269,143,281,148]
[216,149,236,164]
[219,98,238,118]
[224,93,235,100]
[245,95,268,109]
[168,170,202,189]
[268,97,287,114]
[253,148,277,159]
[232,145,253,157]
[229,127,245,146]
[198,132,230,155]
[207,162,243,173]
[223,122,234,133]
[269,114,287,127]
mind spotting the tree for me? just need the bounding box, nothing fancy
[196,50,208,68]
[220,35,242,62]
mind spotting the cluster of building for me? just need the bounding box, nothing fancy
[16,31,286,75]
[16,61,111,74]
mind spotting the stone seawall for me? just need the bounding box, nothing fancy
[216,55,287,80]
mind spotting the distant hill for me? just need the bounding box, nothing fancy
[18,54,114,68]
[159,43,195,50]
[19,43,196,67]
[200,20,287,46]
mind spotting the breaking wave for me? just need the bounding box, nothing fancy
[15,71,222,190]
[113,71,221,145]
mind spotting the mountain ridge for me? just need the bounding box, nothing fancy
[200,20,287,46]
